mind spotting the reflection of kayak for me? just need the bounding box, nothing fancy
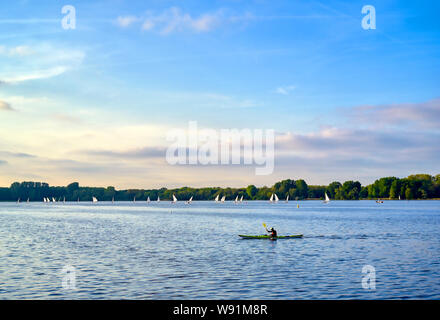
[239,234,303,239]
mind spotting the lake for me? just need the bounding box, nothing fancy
[0,200,439,299]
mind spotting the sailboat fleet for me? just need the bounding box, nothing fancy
[185,196,193,204]
[23,191,335,204]
[269,193,280,202]
[36,193,291,204]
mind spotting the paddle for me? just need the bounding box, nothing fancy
[262,222,268,232]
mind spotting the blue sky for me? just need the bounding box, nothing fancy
[0,0,439,188]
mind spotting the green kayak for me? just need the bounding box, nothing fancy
[239,234,303,239]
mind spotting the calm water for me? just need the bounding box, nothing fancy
[0,200,439,299]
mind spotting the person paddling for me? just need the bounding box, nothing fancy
[266,226,278,240]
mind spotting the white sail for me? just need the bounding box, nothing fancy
[147,196,150,203]
[43,197,46,203]
[63,197,65,203]
[27,198,30,203]
[240,195,243,202]
[324,193,330,203]
[92,196,98,203]
[52,197,56,202]
[286,195,289,202]
[173,194,178,203]
[269,194,274,202]
[215,194,219,202]
[274,194,279,202]
[221,195,226,202]
[398,195,401,200]
[157,196,160,202]
[133,196,136,203]
[235,195,239,203]
[112,197,114,203]
[189,196,193,203]
[17,198,20,203]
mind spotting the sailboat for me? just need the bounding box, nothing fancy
[63,197,65,204]
[398,195,401,200]
[240,195,243,202]
[323,193,330,204]
[269,194,274,202]
[92,196,98,203]
[215,194,220,202]
[27,198,30,203]
[52,197,56,202]
[112,196,114,204]
[172,194,178,203]
[186,196,193,204]
[17,198,20,204]
[221,195,226,203]
[147,196,150,203]
[274,194,279,202]
[157,196,160,202]
[286,195,289,202]
[235,195,239,203]
[133,196,136,203]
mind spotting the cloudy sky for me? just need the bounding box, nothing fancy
[0,0,439,189]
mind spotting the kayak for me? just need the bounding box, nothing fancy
[238,234,303,239]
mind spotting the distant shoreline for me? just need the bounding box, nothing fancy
[3,198,440,203]
[1,174,439,202]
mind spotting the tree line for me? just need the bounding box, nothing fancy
[1,174,439,202]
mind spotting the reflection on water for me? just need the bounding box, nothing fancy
[0,200,439,299]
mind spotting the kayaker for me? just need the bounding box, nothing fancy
[266,227,277,239]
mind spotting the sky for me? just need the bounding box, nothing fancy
[0,0,439,189]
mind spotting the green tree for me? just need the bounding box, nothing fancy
[405,187,413,200]
[295,180,308,200]
[326,182,342,199]
[389,179,401,199]
[246,185,258,199]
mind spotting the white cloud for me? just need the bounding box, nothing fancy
[141,19,155,31]
[116,15,139,27]
[350,98,440,129]
[145,7,223,34]
[3,66,68,83]
[8,45,34,56]
[275,85,296,95]
[117,7,251,34]
[0,100,14,111]
[0,45,34,56]
[0,44,84,84]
